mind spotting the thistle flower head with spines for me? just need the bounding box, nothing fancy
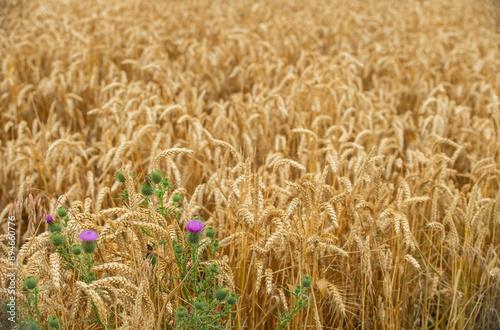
[227,293,238,306]
[193,299,206,310]
[176,306,187,318]
[50,233,64,246]
[186,219,204,233]
[173,244,183,255]
[79,230,98,242]
[215,287,229,302]
[48,222,62,233]
[24,276,38,290]
[205,227,216,238]
[72,244,82,255]
[172,192,183,203]
[79,230,98,253]
[150,170,163,184]
[302,275,312,288]
[48,315,60,328]
[46,214,54,224]
[186,219,204,244]
[56,206,68,217]
[140,182,154,196]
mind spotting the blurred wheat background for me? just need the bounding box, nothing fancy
[1,0,500,328]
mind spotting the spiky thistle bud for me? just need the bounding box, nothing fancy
[24,277,37,290]
[114,170,126,184]
[227,293,238,306]
[214,287,229,302]
[56,206,68,217]
[302,275,312,288]
[193,299,205,310]
[187,232,201,245]
[205,227,216,239]
[48,315,60,328]
[173,244,183,255]
[172,192,183,203]
[150,170,163,184]
[71,244,82,255]
[82,241,96,254]
[48,222,62,233]
[213,239,220,249]
[50,233,64,247]
[140,182,154,196]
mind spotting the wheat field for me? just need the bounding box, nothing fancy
[1,0,500,328]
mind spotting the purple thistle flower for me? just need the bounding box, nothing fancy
[79,230,99,242]
[186,219,204,233]
[46,214,54,224]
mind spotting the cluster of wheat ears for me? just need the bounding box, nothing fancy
[1,0,500,328]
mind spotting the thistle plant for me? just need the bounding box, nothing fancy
[15,170,309,329]
[20,277,41,327]
[47,222,99,285]
[79,230,98,254]
[12,206,103,327]
[171,219,239,329]
[47,315,60,329]
[113,170,239,328]
[78,229,99,284]
[45,214,54,225]
[277,276,313,330]
[124,169,181,218]
[46,214,61,234]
